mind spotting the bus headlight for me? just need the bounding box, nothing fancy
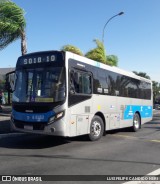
[55,111,64,119]
[48,111,65,124]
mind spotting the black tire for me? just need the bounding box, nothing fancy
[88,115,104,141]
[132,113,140,132]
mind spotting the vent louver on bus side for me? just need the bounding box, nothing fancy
[85,106,90,113]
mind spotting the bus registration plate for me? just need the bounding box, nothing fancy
[24,125,33,130]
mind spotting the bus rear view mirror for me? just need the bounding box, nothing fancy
[70,86,75,95]
[5,71,15,92]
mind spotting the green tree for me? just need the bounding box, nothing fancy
[106,55,118,66]
[61,39,118,66]
[0,0,27,55]
[132,71,160,105]
[85,39,106,64]
[62,45,83,56]
[132,71,151,79]
[152,81,160,104]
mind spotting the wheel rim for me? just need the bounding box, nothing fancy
[91,121,101,137]
[134,116,139,129]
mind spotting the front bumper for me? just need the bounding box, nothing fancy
[10,110,67,136]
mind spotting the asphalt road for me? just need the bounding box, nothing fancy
[0,110,160,184]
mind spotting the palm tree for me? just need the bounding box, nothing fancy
[132,71,151,79]
[61,45,83,56]
[152,81,160,104]
[0,0,27,55]
[61,39,118,66]
[85,39,106,64]
[106,55,118,66]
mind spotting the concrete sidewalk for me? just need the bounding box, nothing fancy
[0,105,11,117]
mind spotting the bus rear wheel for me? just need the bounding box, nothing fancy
[132,113,140,132]
[88,115,104,141]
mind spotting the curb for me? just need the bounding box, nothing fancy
[0,113,11,117]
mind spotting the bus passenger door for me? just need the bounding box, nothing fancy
[68,69,92,136]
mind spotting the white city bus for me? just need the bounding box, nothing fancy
[11,51,152,141]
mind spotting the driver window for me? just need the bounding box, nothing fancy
[70,70,92,95]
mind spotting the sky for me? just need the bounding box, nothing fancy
[0,0,160,82]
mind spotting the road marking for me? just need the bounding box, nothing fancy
[150,140,160,143]
[147,168,160,175]
[111,134,160,144]
[123,168,160,184]
[111,134,138,139]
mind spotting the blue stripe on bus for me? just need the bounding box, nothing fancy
[124,105,152,120]
[12,109,55,123]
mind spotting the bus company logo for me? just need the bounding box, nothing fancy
[25,115,44,122]
[27,116,30,120]
[110,105,115,109]
[2,176,11,182]
[32,115,44,121]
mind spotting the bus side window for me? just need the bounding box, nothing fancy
[70,70,92,95]
[81,74,92,94]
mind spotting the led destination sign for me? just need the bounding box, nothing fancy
[17,51,64,66]
[23,55,56,65]
[20,55,56,65]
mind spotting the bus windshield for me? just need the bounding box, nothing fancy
[13,67,66,103]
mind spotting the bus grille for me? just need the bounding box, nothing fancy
[14,120,45,130]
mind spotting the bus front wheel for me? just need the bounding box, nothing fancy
[88,115,104,141]
[132,113,140,132]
